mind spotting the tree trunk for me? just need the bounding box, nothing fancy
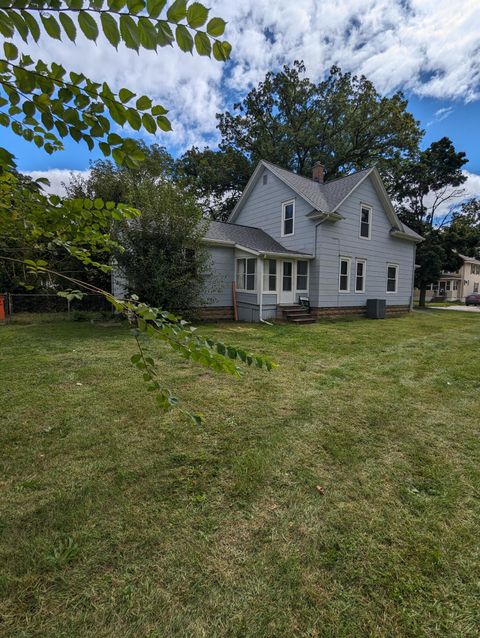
[419,286,427,308]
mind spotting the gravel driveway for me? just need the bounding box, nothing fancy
[432,305,480,313]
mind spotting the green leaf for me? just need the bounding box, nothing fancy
[9,11,29,42]
[120,14,139,51]
[186,2,208,28]
[21,10,40,42]
[59,12,76,41]
[107,132,123,145]
[126,108,141,130]
[146,0,166,18]
[3,41,18,60]
[175,24,193,53]
[41,14,61,40]
[66,0,83,9]
[194,31,211,56]
[156,115,171,131]
[119,88,136,103]
[127,0,145,13]
[156,20,174,46]
[166,0,186,22]
[141,112,156,134]
[78,11,99,41]
[22,100,35,117]
[212,40,231,61]
[138,16,157,49]
[100,12,120,48]
[206,17,226,37]
[109,101,127,125]
[136,95,151,110]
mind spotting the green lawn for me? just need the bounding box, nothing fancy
[1,311,479,638]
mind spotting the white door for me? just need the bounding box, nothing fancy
[279,260,295,305]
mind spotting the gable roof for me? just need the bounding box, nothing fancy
[203,220,312,257]
[229,160,422,243]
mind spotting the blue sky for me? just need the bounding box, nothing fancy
[5,0,480,204]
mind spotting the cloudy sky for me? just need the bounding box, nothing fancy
[4,0,480,205]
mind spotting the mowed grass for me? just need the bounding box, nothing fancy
[1,311,480,638]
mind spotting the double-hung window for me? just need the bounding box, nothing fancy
[236,258,256,291]
[355,259,366,293]
[296,260,309,291]
[339,257,351,292]
[282,200,295,236]
[360,204,372,239]
[263,259,277,291]
[386,264,398,293]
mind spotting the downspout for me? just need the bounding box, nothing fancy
[313,216,330,309]
[410,244,417,311]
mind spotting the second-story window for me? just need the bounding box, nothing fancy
[360,204,372,239]
[282,200,295,236]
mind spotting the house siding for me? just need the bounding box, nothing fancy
[202,245,234,307]
[315,178,415,308]
[234,169,316,254]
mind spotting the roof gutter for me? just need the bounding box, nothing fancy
[390,230,423,243]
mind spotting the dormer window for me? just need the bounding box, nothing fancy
[360,204,372,239]
[282,200,295,236]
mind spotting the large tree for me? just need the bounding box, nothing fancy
[180,61,422,219]
[218,62,421,178]
[174,145,250,221]
[393,137,469,306]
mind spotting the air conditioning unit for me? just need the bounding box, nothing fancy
[366,298,386,319]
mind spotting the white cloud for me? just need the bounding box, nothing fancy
[14,0,479,155]
[25,169,90,196]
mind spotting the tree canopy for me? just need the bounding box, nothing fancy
[177,61,423,219]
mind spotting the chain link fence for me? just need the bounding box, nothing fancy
[2,292,114,320]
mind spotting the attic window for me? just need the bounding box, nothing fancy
[262,173,268,185]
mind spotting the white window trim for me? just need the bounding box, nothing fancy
[386,263,399,294]
[339,257,351,293]
[359,203,372,240]
[281,199,295,237]
[355,259,366,293]
[236,257,257,292]
[296,260,309,292]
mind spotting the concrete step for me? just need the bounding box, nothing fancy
[290,317,316,324]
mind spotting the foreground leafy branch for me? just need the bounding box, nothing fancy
[0,0,231,169]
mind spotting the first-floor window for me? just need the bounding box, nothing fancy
[446,280,451,291]
[474,283,479,293]
[453,280,458,291]
[355,259,366,292]
[296,260,308,291]
[263,259,277,291]
[339,257,351,292]
[236,257,256,291]
[387,264,398,293]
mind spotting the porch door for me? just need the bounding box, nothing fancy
[280,260,295,305]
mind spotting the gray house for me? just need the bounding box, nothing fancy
[199,160,422,322]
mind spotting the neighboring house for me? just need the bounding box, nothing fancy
[199,160,422,321]
[416,254,480,302]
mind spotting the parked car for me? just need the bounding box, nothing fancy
[465,293,480,306]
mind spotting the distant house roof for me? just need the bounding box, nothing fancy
[229,160,422,243]
[203,220,312,257]
[459,253,480,265]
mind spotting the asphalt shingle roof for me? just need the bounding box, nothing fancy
[204,220,310,255]
[262,161,372,212]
